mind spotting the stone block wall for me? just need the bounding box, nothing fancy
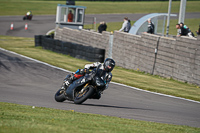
[174,37,200,84]
[153,36,200,85]
[112,32,158,74]
[55,27,110,58]
[55,27,200,86]
[154,37,175,78]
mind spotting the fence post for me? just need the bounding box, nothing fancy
[94,17,96,31]
[108,32,114,58]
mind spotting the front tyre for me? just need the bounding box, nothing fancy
[55,89,66,102]
[74,86,94,104]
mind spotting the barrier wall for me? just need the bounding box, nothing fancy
[155,36,200,84]
[35,35,105,62]
[55,27,110,58]
[55,27,200,86]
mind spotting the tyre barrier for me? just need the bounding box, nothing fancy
[34,35,42,46]
[34,35,105,62]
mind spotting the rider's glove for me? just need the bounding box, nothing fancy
[84,68,89,74]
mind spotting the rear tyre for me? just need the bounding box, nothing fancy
[74,86,94,104]
[55,89,66,102]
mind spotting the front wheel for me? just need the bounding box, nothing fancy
[74,86,94,104]
[55,89,66,102]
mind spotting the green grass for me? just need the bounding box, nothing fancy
[1,0,199,36]
[85,21,136,33]
[0,0,200,15]
[81,1,200,14]
[167,18,200,36]
[85,18,200,37]
[1,102,200,133]
[0,36,200,102]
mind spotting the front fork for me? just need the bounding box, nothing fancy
[60,82,66,90]
[79,83,90,93]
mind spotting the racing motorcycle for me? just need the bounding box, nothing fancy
[23,15,33,20]
[54,65,106,104]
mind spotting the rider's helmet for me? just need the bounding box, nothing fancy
[103,58,115,72]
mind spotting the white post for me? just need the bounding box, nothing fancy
[154,17,158,34]
[108,33,114,58]
[94,17,96,31]
[166,0,172,37]
[178,0,187,24]
[162,16,166,36]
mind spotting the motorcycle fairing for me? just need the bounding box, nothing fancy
[65,76,89,100]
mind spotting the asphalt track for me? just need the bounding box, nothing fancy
[0,48,200,128]
[0,13,200,128]
[0,12,200,37]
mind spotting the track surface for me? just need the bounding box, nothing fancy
[0,13,200,128]
[0,12,200,37]
[0,48,200,128]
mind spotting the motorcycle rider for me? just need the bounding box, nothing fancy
[26,11,32,16]
[62,58,115,99]
[147,18,154,34]
[23,11,32,20]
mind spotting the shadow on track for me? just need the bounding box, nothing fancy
[63,101,153,111]
[82,103,153,111]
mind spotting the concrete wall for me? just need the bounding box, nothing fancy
[55,27,200,86]
[155,36,200,84]
[55,27,110,57]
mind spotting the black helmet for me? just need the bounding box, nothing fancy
[103,58,115,72]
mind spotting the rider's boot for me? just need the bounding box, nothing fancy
[63,74,77,90]
[62,69,85,90]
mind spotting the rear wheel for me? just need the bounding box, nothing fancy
[54,89,66,102]
[74,86,94,104]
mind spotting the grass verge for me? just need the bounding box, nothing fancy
[85,18,200,36]
[0,0,200,15]
[0,102,200,133]
[0,36,200,102]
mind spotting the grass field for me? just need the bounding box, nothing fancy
[0,0,200,15]
[1,102,200,133]
[1,0,200,36]
[85,18,200,36]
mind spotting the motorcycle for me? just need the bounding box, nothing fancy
[23,15,33,20]
[54,65,106,104]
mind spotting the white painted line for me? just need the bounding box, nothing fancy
[46,29,55,35]
[111,82,200,104]
[1,47,200,104]
[0,47,72,73]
